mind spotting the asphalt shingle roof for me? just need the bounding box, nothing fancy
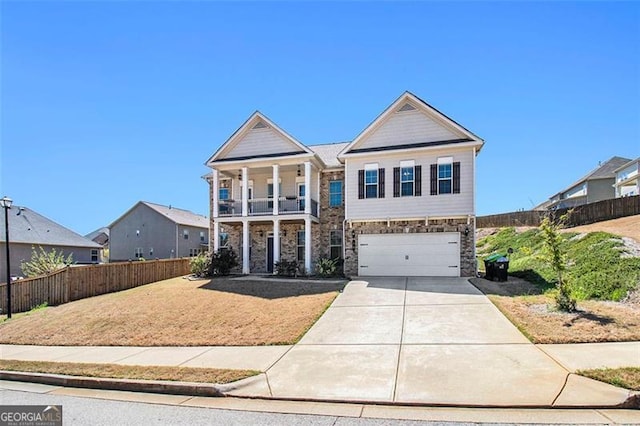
[310,142,349,168]
[141,202,209,228]
[1,206,102,248]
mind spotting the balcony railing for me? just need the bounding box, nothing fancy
[217,197,318,217]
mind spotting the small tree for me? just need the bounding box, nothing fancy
[539,215,576,312]
[21,246,73,278]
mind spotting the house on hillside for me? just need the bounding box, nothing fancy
[109,202,209,262]
[614,157,639,198]
[0,205,102,280]
[204,91,484,277]
[535,156,632,210]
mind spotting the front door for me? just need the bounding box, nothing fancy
[267,235,274,273]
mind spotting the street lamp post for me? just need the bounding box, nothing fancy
[1,197,12,319]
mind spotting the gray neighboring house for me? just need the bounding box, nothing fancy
[109,201,209,262]
[536,156,632,210]
[0,205,102,280]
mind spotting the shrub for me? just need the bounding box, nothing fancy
[21,246,73,278]
[190,253,211,277]
[316,257,337,277]
[209,249,239,276]
[275,259,299,277]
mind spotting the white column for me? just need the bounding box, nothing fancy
[273,219,280,273]
[212,169,219,219]
[242,220,250,274]
[304,217,312,273]
[213,221,220,251]
[242,167,248,217]
[304,161,311,214]
[272,164,279,215]
[316,170,321,219]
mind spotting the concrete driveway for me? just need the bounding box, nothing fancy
[231,277,632,407]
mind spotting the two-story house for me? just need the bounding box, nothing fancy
[205,92,484,277]
[535,156,632,210]
[109,201,209,262]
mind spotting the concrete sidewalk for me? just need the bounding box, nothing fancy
[1,277,639,408]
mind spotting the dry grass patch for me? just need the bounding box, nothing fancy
[0,276,344,346]
[0,359,256,384]
[471,277,640,343]
[578,367,640,391]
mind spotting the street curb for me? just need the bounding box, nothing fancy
[2,370,639,409]
[0,370,224,397]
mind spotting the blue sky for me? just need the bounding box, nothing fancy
[1,1,638,235]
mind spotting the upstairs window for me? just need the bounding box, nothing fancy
[329,180,342,207]
[394,161,422,197]
[219,179,230,201]
[358,164,385,199]
[430,157,460,195]
[183,229,189,240]
[200,231,206,242]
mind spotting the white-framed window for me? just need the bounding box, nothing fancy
[297,230,305,262]
[267,179,282,208]
[219,179,231,201]
[189,248,200,257]
[329,180,342,207]
[438,157,453,194]
[401,160,415,197]
[219,232,229,249]
[134,248,143,258]
[91,249,99,262]
[149,248,154,257]
[200,231,205,242]
[183,229,189,240]
[365,163,378,199]
[330,230,342,260]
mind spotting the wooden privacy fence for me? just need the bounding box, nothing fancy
[0,258,191,314]
[477,195,640,228]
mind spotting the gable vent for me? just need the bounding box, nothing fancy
[398,103,416,112]
[252,121,268,129]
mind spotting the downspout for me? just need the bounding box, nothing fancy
[176,224,179,258]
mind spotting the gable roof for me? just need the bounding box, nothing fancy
[142,202,209,228]
[1,206,101,248]
[613,157,640,173]
[110,201,208,229]
[339,91,484,157]
[206,111,314,165]
[309,142,350,168]
[551,156,633,198]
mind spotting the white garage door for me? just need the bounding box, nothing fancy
[358,233,460,277]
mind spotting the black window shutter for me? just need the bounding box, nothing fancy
[430,164,437,195]
[453,162,461,194]
[378,168,385,198]
[393,167,400,197]
[415,165,422,196]
[358,170,365,199]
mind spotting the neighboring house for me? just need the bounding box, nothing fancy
[614,157,639,198]
[205,91,484,277]
[535,156,632,210]
[0,205,102,280]
[109,201,209,262]
[85,227,110,263]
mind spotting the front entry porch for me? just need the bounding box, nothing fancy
[213,217,319,275]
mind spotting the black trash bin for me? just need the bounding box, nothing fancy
[484,253,502,281]
[493,257,509,282]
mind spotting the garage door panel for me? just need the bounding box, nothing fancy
[358,233,460,277]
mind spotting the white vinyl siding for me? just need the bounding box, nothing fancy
[345,148,474,220]
[356,109,462,151]
[564,183,587,199]
[223,127,303,159]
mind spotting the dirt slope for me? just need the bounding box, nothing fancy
[563,215,640,242]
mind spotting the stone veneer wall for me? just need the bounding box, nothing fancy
[318,170,346,260]
[343,219,476,277]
